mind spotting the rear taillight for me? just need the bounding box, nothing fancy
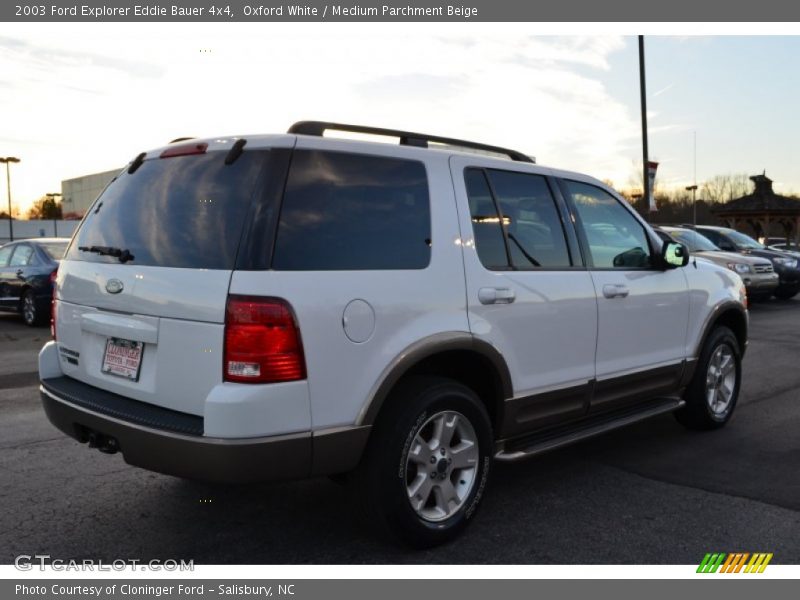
[50,268,58,340]
[224,295,306,384]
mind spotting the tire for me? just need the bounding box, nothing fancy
[675,326,741,430]
[349,376,493,548]
[20,289,41,327]
[773,287,798,300]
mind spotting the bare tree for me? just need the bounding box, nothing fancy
[701,173,752,204]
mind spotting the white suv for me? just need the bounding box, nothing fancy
[39,122,748,547]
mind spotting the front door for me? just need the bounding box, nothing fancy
[560,179,690,412]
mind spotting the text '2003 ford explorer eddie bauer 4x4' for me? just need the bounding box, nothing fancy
[39,122,748,547]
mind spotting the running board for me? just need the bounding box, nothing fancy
[495,397,685,462]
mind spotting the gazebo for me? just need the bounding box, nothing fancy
[712,173,800,244]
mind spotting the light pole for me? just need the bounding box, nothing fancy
[638,36,650,217]
[46,192,62,237]
[0,157,20,242]
[686,185,698,227]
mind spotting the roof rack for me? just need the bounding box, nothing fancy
[288,121,535,164]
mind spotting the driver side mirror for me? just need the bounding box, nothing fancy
[662,241,690,268]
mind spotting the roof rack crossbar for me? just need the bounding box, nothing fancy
[288,121,534,163]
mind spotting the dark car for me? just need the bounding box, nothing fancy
[655,226,779,301]
[767,240,800,257]
[693,225,800,300]
[0,238,69,326]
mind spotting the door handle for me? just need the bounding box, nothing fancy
[602,283,629,299]
[478,287,516,305]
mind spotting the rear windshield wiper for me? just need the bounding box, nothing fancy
[78,245,135,264]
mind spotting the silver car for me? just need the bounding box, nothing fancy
[658,226,779,301]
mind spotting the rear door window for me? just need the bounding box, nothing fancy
[66,151,269,270]
[273,150,431,270]
[464,167,572,269]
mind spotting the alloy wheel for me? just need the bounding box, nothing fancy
[404,410,479,522]
[705,344,736,417]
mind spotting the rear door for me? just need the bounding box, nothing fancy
[560,178,690,412]
[55,139,292,416]
[7,243,35,305]
[451,156,598,436]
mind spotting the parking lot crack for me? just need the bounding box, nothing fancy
[603,462,800,515]
[0,436,66,451]
[741,382,800,405]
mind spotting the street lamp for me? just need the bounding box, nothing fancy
[0,156,20,242]
[46,192,62,237]
[686,184,698,227]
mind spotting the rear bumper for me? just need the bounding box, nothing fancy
[40,378,370,484]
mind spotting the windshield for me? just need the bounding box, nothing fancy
[39,241,68,260]
[66,151,269,269]
[726,229,764,250]
[667,229,719,252]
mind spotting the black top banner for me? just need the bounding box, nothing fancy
[2,0,798,22]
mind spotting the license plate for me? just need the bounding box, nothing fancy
[102,338,144,381]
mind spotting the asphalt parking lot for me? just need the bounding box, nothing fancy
[1,301,798,565]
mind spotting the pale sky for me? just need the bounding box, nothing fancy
[1,25,800,215]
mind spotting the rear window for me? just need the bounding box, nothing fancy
[66,151,269,269]
[272,150,431,270]
[39,242,68,260]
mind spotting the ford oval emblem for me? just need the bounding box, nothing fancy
[106,279,124,294]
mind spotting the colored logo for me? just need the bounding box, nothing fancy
[697,552,773,573]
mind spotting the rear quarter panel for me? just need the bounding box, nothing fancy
[229,146,470,431]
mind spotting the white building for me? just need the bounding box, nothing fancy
[61,168,121,217]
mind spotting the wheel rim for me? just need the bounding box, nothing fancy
[23,294,36,324]
[404,410,479,522]
[705,344,736,417]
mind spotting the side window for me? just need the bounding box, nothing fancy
[703,230,733,251]
[9,244,34,267]
[464,169,509,269]
[565,181,652,269]
[273,150,431,270]
[464,168,572,270]
[698,229,720,245]
[0,245,12,267]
